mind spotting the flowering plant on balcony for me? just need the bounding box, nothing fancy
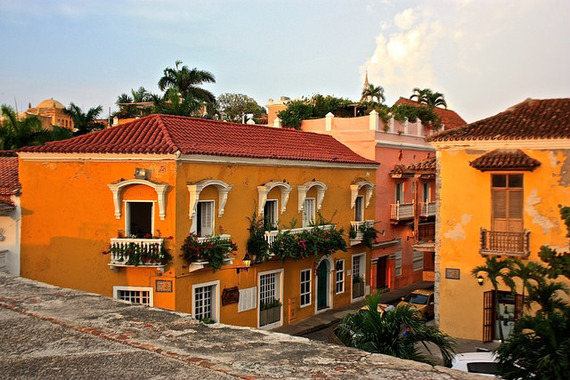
[181,233,238,271]
[359,223,379,249]
[105,237,172,266]
[270,224,347,262]
[247,211,270,264]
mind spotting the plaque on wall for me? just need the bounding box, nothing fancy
[155,280,173,293]
[222,287,240,306]
[445,268,460,280]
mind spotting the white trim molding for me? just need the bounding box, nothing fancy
[257,181,292,216]
[350,180,375,209]
[297,181,328,213]
[108,179,168,220]
[187,179,233,219]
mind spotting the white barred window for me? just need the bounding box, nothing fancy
[260,272,277,305]
[113,286,153,306]
[194,285,214,321]
[300,269,311,307]
[335,260,345,294]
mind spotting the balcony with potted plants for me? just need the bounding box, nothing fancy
[349,220,377,247]
[107,232,172,272]
[181,233,237,272]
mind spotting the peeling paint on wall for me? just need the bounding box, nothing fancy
[443,214,472,240]
[557,150,570,186]
[526,189,555,234]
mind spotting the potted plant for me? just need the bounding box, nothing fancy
[260,298,282,326]
[246,212,270,264]
[353,274,365,298]
[181,233,237,271]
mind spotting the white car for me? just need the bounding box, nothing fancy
[451,351,500,377]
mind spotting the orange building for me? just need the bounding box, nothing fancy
[18,114,378,328]
[429,98,570,341]
[24,98,74,130]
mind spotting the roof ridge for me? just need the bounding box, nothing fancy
[154,114,181,153]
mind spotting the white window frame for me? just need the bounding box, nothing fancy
[264,199,279,230]
[413,250,424,271]
[124,200,155,237]
[335,259,345,294]
[302,197,316,227]
[300,268,312,307]
[192,280,220,322]
[351,253,366,301]
[196,200,215,237]
[354,195,364,222]
[395,250,402,276]
[258,268,284,329]
[113,286,153,306]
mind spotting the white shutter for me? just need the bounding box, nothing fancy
[200,202,214,236]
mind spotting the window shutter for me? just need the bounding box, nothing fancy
[492,191,507,219]
[483,290,494,342]
[200,202,213,236]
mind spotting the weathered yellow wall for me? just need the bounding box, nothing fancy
[19,159,179,309]
[437,148,570,340]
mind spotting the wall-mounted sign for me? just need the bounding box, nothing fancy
[222,287,240,306]
[445,268,460,280]
[155,280,173,293]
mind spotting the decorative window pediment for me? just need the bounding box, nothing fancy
[469,149,541,172]
[297,181,328,213]
[257,181,292,216]
[187,180,233,219]
[350,180,375,209]
[108,179,168,220]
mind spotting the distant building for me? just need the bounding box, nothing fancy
[429,98,570,341]
[24,98,74,130]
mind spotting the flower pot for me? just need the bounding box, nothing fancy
[260,305,281,326]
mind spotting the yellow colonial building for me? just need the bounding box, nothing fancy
[24,98,74,130]
[18,114,378,328]
[429,98,570,341]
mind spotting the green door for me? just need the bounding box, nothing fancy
[317,260,329,310]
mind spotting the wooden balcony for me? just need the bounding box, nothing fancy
[108,238,166,272]
[420,201,435,218]
[390,202,414,222]
[417,222,435,243]
[264,225,335,247]
[479,228,530,257]
[349,220,374,246]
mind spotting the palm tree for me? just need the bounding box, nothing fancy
[527,280,569,314]
[115,87,154,118]
[151,88,202,116]
[0,105,73,149]
[158,60,216,106]
[472,256,514,342]
[336,293,456,366]
[63,103,104,136]
[410,88,447,108]
[360,84,385,104]
[507,259,543,315]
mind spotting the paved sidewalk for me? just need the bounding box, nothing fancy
[274,281,434,336]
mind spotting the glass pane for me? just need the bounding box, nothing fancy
[508,174,523,188]
[492,174,506,188]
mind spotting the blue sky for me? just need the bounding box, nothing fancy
[1,0,568,123]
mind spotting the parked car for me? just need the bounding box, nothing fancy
[398,289,434,320]
[451,351,499,377]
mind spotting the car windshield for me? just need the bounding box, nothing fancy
[406,293,429,305]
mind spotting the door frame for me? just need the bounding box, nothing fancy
[315,256,333,314]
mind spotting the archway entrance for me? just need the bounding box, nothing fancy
[317,260,329,310]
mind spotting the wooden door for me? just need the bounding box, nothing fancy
[482,290,494,342]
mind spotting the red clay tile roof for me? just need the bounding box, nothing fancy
[407,157,436,172]
[428,98,570,142]
[0,152,20,206]
[19,114,377,165]
[469,149,541,172]
[394,97,467,130]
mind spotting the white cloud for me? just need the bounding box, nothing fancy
[363,0,570,122]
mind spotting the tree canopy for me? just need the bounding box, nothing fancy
[63,103,104,136]
[216,93,265,122]
[410,88,447,108]
[0,105,73,149]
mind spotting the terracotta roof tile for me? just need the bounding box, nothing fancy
[394,97,467,130]
[0,152,20,203]
[407,157,436,172]
[428,98,570,142]
[469,149,541,172]
[19,115,377,165]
